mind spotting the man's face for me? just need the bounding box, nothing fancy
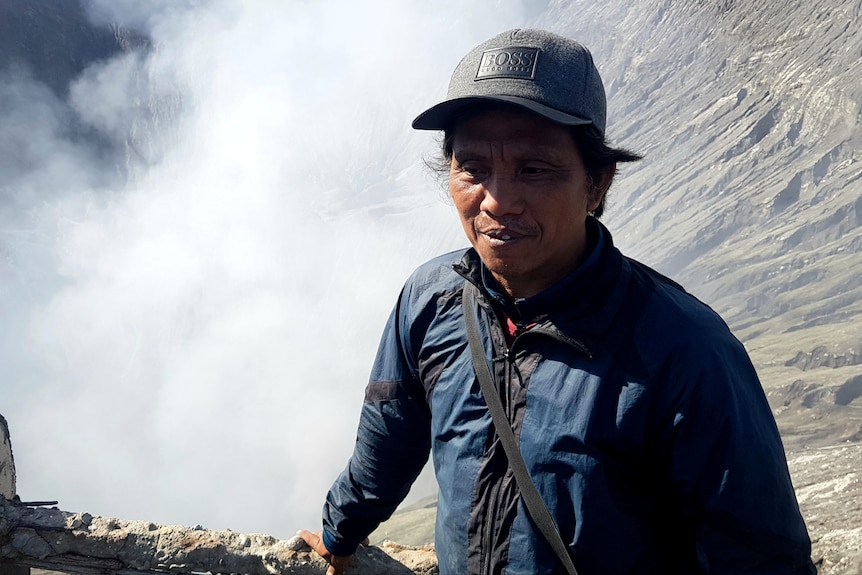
[449,106,605,299]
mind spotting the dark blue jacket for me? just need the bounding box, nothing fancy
[321,219,814,575]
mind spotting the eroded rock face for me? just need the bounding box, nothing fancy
[1,414,15,499]
[548,0,862,361]
[786,346,862,371]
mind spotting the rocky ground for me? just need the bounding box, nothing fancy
[787,443,862,575]
[4,497,438,575]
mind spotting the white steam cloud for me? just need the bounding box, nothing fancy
[2,0,568,537]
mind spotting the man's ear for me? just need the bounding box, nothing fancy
[588,164,617,212]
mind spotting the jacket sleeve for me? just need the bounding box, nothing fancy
[663,324,815,574]
[321,289,432,557]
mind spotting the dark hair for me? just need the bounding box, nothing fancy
[566,127,642,218]
[429,106,642,219]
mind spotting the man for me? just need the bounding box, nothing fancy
[300,29,814,574]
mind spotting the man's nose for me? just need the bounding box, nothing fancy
[479,173,523,216]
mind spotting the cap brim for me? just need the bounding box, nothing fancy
[411,95,593,130]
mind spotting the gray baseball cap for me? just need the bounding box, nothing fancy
[412,29,606,136]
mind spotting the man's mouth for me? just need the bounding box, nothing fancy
[481,228,527,245]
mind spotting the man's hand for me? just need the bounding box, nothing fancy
[296,529,354,575]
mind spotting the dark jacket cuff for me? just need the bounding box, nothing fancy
[322,527,359,557]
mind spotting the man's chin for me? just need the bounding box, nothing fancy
[480,259,527,284]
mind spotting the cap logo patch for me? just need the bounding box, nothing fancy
[475,47,540,80]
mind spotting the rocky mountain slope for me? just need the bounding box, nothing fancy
[561,0,862,428]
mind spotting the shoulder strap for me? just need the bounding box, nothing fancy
[462,282,578,575]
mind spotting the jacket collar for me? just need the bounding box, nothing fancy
[453,217,628,347]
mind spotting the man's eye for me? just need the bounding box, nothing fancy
[460,164,486,177]
[520,166,548,175]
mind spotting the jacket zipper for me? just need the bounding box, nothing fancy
[466,282,592,575]
[511,323,593,359]
[483,324,589,575]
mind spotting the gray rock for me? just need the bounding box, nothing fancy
[0,415,14,500]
